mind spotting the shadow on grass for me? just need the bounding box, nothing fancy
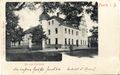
[6,52,62,61]
[64,49,98,58]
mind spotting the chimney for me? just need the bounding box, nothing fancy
[57,12,59,17]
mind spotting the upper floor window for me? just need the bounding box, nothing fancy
[69,29,70,34]
[48,21,50,25]
[55,28,58,34]
[76,31,79,35]
[52,20,54,24]
[72,30,73,35]
[40,21,42,24]
[82,29,85,37]
[65,28,67,33]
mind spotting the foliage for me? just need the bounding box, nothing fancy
[41,2,98,22]
[6,2,24,47]
[19,2,98,22]
[31,25,47,45]
[89,26,98,37]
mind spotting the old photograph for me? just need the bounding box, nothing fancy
[6,2,98,61]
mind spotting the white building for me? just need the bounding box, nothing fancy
[21,11,88,50]
[39,11,88,49]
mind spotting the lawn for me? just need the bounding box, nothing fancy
[6,52,62,61]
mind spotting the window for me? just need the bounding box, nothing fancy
[52,20,54,24]
[72,39,73,45]
[55,38,58,44]
[69,39,70,45]
[55,28,58,34]
[69,29,70,34]
[84,40,86,45]
[82,29,85,37]
[65,38,67,45]
[48,39,51,45]
[81,40,82,45]
[76,31,78,35]
[65,28,67,33]
[40,21,42,24]
[72,30,73,35]
[48,21,50,25]
[83,40,84,45]
[48,29,50,35]
[76,40,79,46]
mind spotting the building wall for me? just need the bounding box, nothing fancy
[40,18,88,49]
[21,33,32,46]
[20,15,88,49]
[47,19,63,45]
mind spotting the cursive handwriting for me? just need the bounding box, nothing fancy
[12,64,96,73]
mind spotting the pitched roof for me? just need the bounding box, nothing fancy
[24,27,35,34]
[39,11,50,21]
[49,16,64,24]
[60,21,80,30]
[39,11,85,30]
[24,25,41,34]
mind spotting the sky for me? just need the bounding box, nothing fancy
[14,3,98,36]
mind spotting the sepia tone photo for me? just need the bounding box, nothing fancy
[6,2,98,61]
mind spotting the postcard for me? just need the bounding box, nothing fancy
[0,0,120,75]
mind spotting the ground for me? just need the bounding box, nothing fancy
[6,48,98,61]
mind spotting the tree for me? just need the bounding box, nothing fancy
[31,25,47,46]
[41,2,98,22]
[6,2,24,47]
[86,2,98,23]
[15,26,24,45]
[89,26,98,47]
[17,2,98,23]
[89,26,98,37]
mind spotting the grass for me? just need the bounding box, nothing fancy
[6,52,62,61]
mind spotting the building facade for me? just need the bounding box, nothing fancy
[38,11,88,49]
[14,11,88,50]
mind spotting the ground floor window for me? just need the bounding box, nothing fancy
[81,40,82,45]
[68,39,70,45]
[83,40,84,45]
[76,40,79,46]
[72,39,73,45]
[48,39,51,45]
[84,40,86,45]
[65,38,67,45]
[55,38,58,45]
